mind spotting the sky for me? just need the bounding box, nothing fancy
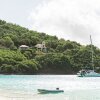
[0,0,100,48]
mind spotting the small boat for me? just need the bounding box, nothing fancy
[37,89,64,94]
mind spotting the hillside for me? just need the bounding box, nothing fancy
[0,19,100,74]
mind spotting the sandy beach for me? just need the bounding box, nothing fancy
[0,89,67,100]
[0,90,37,100]
[0,92,67,100]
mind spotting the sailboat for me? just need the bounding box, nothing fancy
[77,35,100,77]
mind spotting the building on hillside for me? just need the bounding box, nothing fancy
[35,41,47,52]
[19,45,29,50]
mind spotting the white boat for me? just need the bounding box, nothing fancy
[77,70,100,77]
[77,35,100,77]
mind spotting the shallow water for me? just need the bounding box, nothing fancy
[0,75,100,100]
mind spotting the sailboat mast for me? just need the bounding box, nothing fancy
[90,35,94,71]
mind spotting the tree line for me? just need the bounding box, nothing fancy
[0,19,100,74]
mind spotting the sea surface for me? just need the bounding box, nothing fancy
[0,75,100,100]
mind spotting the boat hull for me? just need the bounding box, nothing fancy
[78,74,100,77]
[38,89,64,94]
[77,71,100,77]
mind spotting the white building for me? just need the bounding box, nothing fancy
[35,41,47,52]
[19,45,29,50]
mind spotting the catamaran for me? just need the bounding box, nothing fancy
[77,35,100,77]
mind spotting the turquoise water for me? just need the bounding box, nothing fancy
[0,75,100,100]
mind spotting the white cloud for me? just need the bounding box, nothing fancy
[29,0,100,48]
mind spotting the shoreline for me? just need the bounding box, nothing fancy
[0,90,66,100]
[0,89,38,100]
[0,73,76,75]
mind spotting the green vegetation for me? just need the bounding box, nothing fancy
[0,19,100,74]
